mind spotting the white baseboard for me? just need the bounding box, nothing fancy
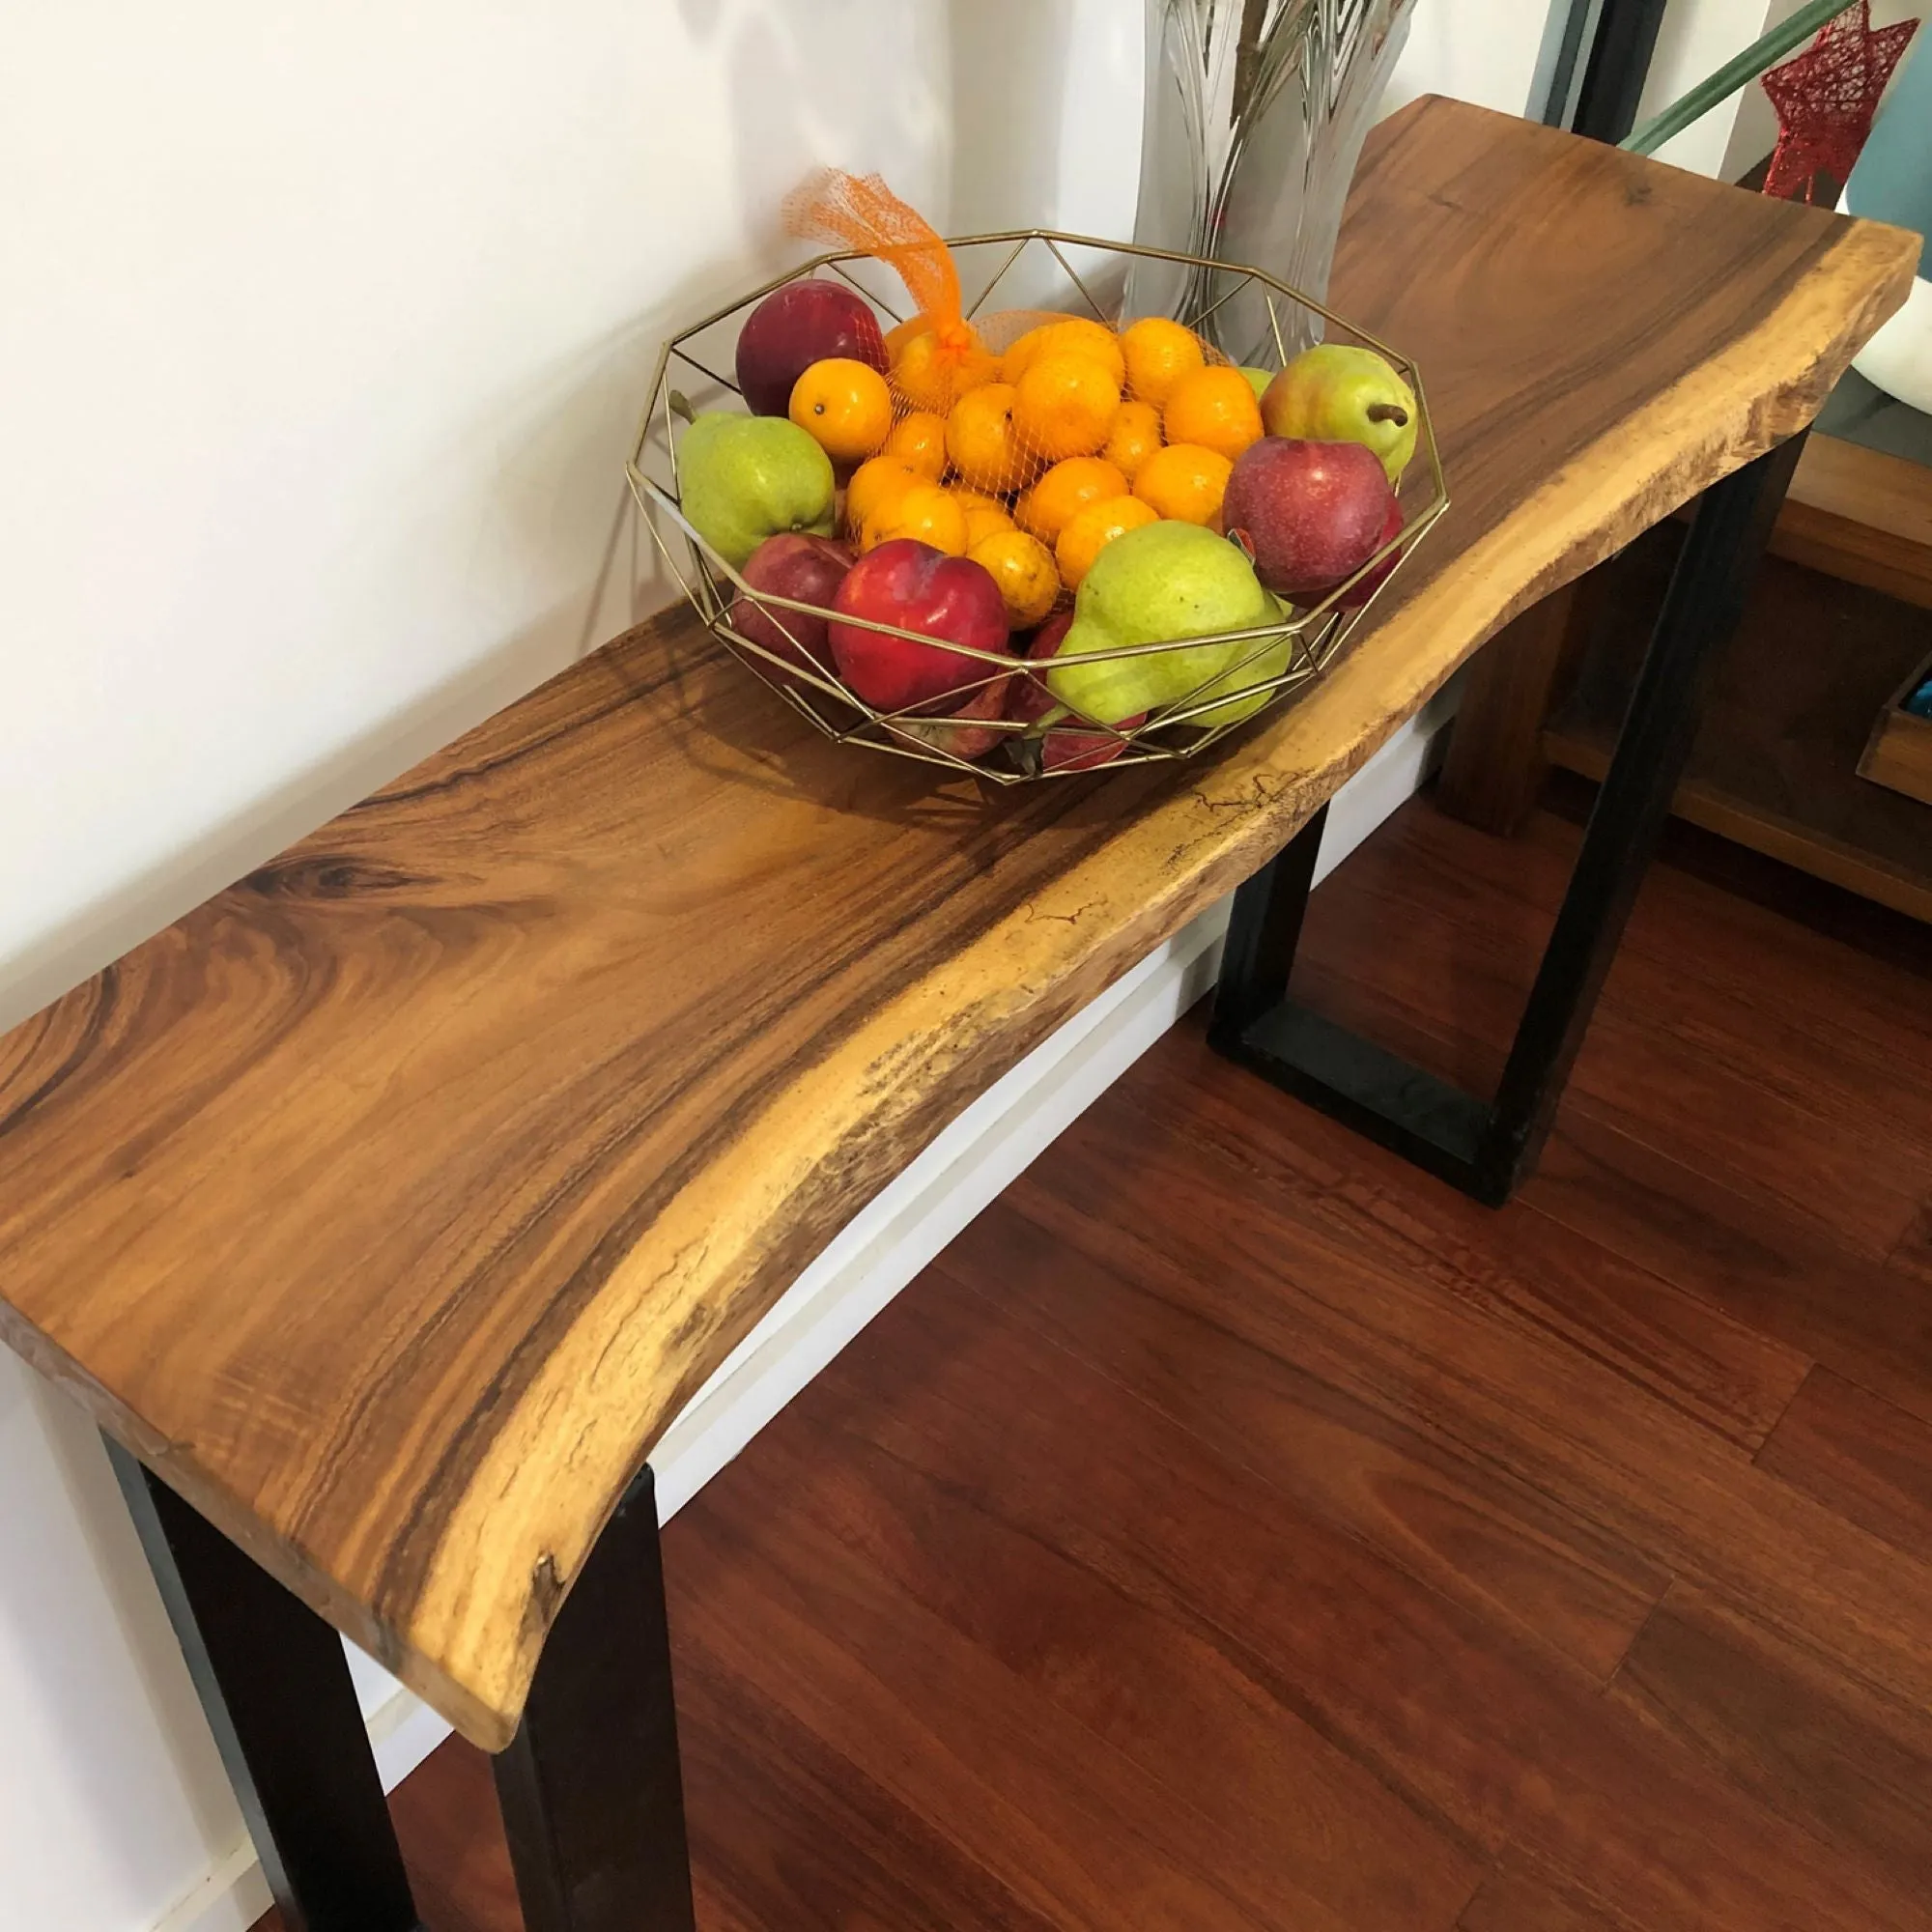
[170,690,1454,1932]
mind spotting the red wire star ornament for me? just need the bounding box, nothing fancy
[1761,0,1918,203]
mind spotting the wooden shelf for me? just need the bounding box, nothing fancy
[1546,527,1932,922]
[1775,433,1932,611]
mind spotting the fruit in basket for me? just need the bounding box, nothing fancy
[845,455,921,535]
[1055,495,1159,590]
[1016,457,1129,545]
[861,480,969,555]
[679,412,836,568]
[830,539,1010,713]
[969,528,1060,628]
[1222,438,1396,600]
[1237,367,1272,400]
[1101,401,1163,484]
[891,324,999,414]
[789,357,894,464]
[1013,354,1122,463]
[1335,497,1406,610]
[891,669,1014,762]
[884,410,950,481]
[885,314,934,361]
[947,383,1039,495]
[726,533,853,684]
[1261,345,1418,484]
[954,491,1015,548]
[1002,318,1125,388]
[1046,520,1275,724]
[1009,612,1144,772]
[1121,318,1207,409]
[1132,442,1233,527]
[1188,621,1294,728]
[736,282,887,418]
[1162,366,1264,463]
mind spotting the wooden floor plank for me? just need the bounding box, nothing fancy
[1757,1365,1932,1555]
[1116,1037,1811,1451]
[1891,1200,1932,1289]
[809,1274,1925,1932]
[1611,1582,1932,1917]
[943,1197,1668,1683]
[1455,1868,1639,1932]
[1008,1031,1932,1743]
[1528,1112,1932,1431]
[674,1412,1478,1932]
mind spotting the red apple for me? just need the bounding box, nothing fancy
[736,282,887,418]
[1009,612,1144,773]
[727,533,853,686]
[890,668,1014,762]
[1222,438,1396,601]
[1335,497,1406,610]
[829,540,1011,715]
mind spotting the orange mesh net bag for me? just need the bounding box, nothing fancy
[780,169,1253,627]
[784,170,999,415]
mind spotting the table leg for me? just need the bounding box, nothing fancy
[1211,435,1805,1207]
[105,1436,424,1932]
[492,1463,697,1932]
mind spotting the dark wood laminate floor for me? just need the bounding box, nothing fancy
[264,790,1932,1931]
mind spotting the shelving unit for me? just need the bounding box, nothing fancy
[1543,512,1932,922]
[1774,431,1932,611]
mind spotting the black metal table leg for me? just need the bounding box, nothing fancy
[493,1463,697,1932]
[1212,436,1806,1207]
[106,1436,425,1932]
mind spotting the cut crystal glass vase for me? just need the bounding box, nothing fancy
[1130,0,1415,363]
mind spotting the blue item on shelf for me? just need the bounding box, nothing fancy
[1906,675,1932,720]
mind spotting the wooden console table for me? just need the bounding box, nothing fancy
[0,99,1912,1931]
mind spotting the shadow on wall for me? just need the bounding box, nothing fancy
[947,1,1078,233]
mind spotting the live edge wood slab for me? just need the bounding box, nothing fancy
[0,99,1913,1753]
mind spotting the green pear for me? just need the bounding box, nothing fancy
[1185,603,1293,727]
[1260,344,1418,485]
[1236,366,1271,401]
[678,412,835,568]
[1046,522,1278,726]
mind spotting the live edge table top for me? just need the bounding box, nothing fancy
[0,99,1914,1752]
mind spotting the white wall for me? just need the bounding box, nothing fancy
[1384,0,1552,117]
[0,4,1530,1928]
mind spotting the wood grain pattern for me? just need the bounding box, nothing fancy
[258,791,1932,1930]
[1611,1583,1932,1918]
[945,1196,1671,1683]
[0,99,1916,1748]
[1456,1870,1638,1932]
[797,1275,1921,1931]
[999,1047,1932,1743]
[1757,1366,1932,1555]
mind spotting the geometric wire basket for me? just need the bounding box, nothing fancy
[626,229,1448,784]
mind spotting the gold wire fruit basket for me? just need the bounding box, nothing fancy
[625,230,1447,784]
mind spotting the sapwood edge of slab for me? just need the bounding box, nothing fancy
[0,99,1917,1753]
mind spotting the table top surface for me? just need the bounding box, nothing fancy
[0,99,1914,1750]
